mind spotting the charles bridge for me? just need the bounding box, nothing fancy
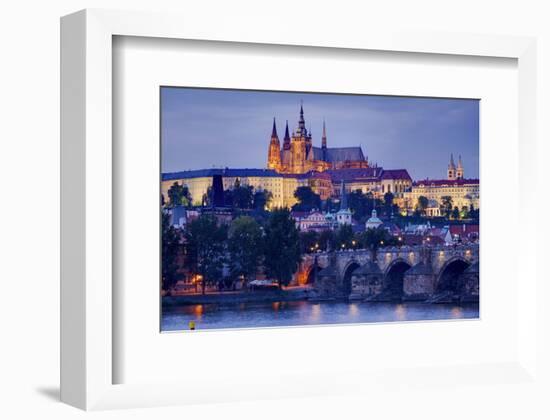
[296,244,479,303]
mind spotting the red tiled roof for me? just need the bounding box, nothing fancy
[449,224,479,236]
[413,178,479,187]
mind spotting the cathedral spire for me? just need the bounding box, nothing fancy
[271,117,278,138]
[322,120,327,149]
[297,101,306,136]
[283,120,291,150]
[449,153,456,168]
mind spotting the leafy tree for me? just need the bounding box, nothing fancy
[334,224,354,250]
[161,212,181,292]
[292,186,321,212]
[299,231,319,254]
[358,227,398,257]
[440,196,453,218]
[167,182,192,207]
[184,215,227,294]
[225,180,254,209]
[415,196,429,216]
[263,209,302,289]
[452,206,460,219]
[227,216,263,286]
[318,229,335,251]
[469,204,479,221]
[323,197,340,213]
[253,189,273,210]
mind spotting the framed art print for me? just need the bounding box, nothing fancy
[61,9,545,413]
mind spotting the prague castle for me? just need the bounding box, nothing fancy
[267,104,369,174]
[161,104,414,210]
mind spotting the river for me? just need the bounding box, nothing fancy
[161,300,479,332]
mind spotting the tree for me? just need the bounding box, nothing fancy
[253,189,272,210]
[415,196,429,216]
[469,204,479,221]
[167,182,192,207]
[227,216,263,287]
[452,206,460,220]
[358,227,398,258]
[161,212,181,292]
[184,215,227,294]
[440,196,453,218]
[318,229,335,251]
[292,186,321,212]
[229,181,254,209]
[263,209,302,289]
[299,231,319,254]
[334,224,354,250]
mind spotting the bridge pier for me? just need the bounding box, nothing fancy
[309,244,479,303]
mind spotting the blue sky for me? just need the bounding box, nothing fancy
[161,87,479,180]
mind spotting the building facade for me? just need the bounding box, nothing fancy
[404,155,479,212]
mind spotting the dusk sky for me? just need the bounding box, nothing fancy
[161,87,479,181]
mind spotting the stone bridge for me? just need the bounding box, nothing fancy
[295,244,479,303]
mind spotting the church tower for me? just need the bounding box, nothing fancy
[289,103,309,173]
[447,154,457,180]
[281,120,291,168]
[321,120,328,161]
[267,118,282,170]
[456,155,464,179]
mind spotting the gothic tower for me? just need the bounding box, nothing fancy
[456,155,464,179]
[267,118,282,170]
[289,103,309,173]
[447,154,457,180]
[321,120,327,161]
[281,120,291,168]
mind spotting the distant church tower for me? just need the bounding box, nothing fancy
[447,154,457,180]
[321,120,328,161]
[267,118,282,170]
[456,155,464,179]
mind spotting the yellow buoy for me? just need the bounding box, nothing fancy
[189,320,196,330]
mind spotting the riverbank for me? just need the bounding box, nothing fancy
[162,287,313,306]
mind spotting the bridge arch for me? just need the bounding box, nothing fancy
[436,257,470,293]
[384,258,412,299]
[342,260,361,297]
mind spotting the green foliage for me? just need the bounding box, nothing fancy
[334,224,354,250]
[347,190,384,222]
[440,196,453,218]
[161,212,181,292]
[184,215,227,293]
[358,227,398,255]
[263,209,302,288]
[227,216,263,284]
[415,195,429,216]
[318,229,335,251]
[292,186,321,212]
[253,190,272,210]
[452,206,460,219]
[167,182,192,207]
[299,230,320,254]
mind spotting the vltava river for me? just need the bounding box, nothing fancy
[161,300,479,332]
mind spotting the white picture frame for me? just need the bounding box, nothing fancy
[61,8,543,411]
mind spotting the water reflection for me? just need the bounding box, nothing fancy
[348,303,359,318]
[450,306,464,318]
[163,301,479,331]
[394,304,406,321]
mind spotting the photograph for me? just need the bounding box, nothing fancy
[160,87,480,331]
